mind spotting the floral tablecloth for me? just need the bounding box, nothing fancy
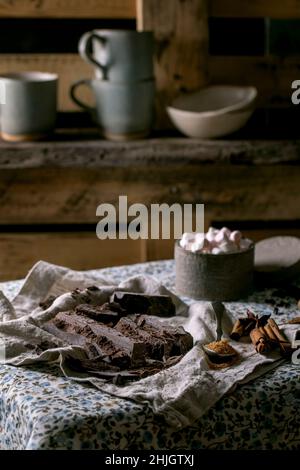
[0,260,299,450]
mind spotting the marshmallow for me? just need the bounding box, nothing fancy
[230,230,242,245]
[215,229,230,244]
[180,228,253,255]
[190,238,210,253]
[220,227,231,238]
[206,226,218,243]
[195,232,205,243]
[190,242,202,253]
[180,240,195,252]
[180,238,188,249]
[181,232,195,243]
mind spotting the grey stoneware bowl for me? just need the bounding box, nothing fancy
[175,240,255,301]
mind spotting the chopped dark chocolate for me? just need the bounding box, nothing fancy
[111,291,176,317]
[43,292,192,383]
[51,311,147,367]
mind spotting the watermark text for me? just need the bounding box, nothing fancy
[96,196,204,240]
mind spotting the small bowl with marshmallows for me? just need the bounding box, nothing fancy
[175,227,254,301]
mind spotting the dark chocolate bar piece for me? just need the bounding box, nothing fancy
[75,302,125,325]
[111,291,176,317]
[133,314,193,357]
[43,321,102,359]
[115,316,165,360]
[52,311,147,366]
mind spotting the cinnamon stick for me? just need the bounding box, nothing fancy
[267,318,292,357]
[230,318,256,340]
[288,316,300,324]
[263,324,278,343]
[250,327,271,354]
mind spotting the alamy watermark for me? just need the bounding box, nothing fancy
[291,80,300,104]
[96,196,204,240]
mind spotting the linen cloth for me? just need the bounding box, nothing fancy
[0,261,296,429]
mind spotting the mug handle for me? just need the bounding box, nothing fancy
[78,31,109,79]
[70,79,94,111]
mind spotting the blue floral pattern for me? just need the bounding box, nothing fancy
[0,260,299,450]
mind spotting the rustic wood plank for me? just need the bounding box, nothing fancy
[209,56,298,107]
[0,0,136,18]
[210,0,300,18]
[137,0,209,128]
[0,54,92,111]
[0,165,300,225]
[0,232,143,281]
[1,159,299,276]
[1,138,300,169]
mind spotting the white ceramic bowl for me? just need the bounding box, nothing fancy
[167,85,257,139]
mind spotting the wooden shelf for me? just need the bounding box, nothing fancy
[2,108,300,169]
[1,132,300,169]
[0,0,136,19]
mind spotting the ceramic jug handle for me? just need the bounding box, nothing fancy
[70,79,94,112]
[78,31,109,79]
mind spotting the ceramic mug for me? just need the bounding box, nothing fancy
[78,30,154,82]
[70,78,155,141]
[0,71,57,142]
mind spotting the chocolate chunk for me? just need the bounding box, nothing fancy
[51,311,147,367]
[43,321,102,359]
[111,291,176,317]
[130,314,193,358]
[75,302,125,325]
[115,316,165,360]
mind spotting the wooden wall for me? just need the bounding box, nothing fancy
[210,1,300,18]
[0,0,300,279]
[0,0,136,18]
[208,0,300,109]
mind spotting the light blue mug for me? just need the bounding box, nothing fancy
[70,78,155,141]
[78,30,154,82]
[0,72,57,142]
